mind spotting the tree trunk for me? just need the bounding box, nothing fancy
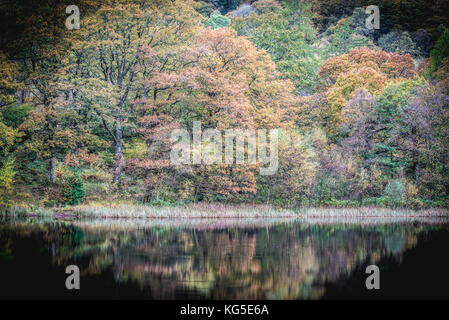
[49,146,56,183]
[113,123,123,185]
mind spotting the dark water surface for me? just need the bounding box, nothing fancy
[1,216,448,299]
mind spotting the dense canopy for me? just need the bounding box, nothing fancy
[0,0,448,209]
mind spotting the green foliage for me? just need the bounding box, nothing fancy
[0,158,15,201]
[257,130,318,208]
[382,180,406,207]
[149,197,187,207]
[0,116,17,202]
[378,31,420,57]
[322,14,373,58]
[204,10,230,29]
[149,197,172,207]
[0,51,19,108]
[375,79,424,120]
[429,29,449,74]
[61,173,86,206]
[124,139,147,159]
[322,199,361,208]
[196,1,216,17]
[371,78,426,176]
[1,103,32,128]
[231,0,321,94]
[0,117,16,150]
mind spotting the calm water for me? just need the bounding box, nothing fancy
[1,216,449,299]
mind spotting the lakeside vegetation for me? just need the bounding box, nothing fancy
[2,202,448,219]
[1,0,449,212]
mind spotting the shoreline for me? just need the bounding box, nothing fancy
[2,203,448,220]
[3,215,449,230]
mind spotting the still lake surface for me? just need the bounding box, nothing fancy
[1,215,449,299]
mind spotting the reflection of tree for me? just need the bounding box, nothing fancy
[0,220,440,299]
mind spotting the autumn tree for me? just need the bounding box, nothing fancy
[257,130,318,207]
[71,0,201,185]
[130,26,297,202]
[0,0,85,183]
[317,47,417,137]
[0,51,19,200]
[0,118,16,201]
[0,51,19,108]
[393,81,449,199]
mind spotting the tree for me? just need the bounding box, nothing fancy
[429,29,449,75]
[335,78,426,187]
[411,29,434,56]
[258,130,318,207]
[71,0,201,185]
[0,117,17,201]
[311,0,447,36]
[318,47,417,136]
[383,179,406,206]
[231,0,321,94]
[131,26,297,202]
[393,81,449,199]
[378,31,419,57]
[0,51,19,108]
[321,17,374,59]
[201,0,241,14]
[1,0,79,183]
[204,10,230,29]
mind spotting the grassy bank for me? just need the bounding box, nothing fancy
[1,202,448,219]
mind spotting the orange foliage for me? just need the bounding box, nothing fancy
[317,48,418,135]
[130,27,297,201]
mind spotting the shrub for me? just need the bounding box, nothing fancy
[149,197,174,207]
[375,197,388,207]
[61,174,86,205]
[81,168,112,183]
[84,182,109,201]
[382,179,406,207]
[361,197,378,207]
[324,199,361,208]
[407,198,425,209]
[204,10,230,29]
[0,158,15,201]
[378,31,419,57]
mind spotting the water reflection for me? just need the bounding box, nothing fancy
[0,216,448,299]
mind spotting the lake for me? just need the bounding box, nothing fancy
[1,215,449,299]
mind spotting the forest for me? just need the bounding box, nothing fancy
[0,0,448,211]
